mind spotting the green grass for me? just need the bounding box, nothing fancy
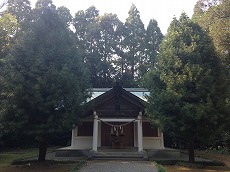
[0,147,57,167]
[153,160,225,168]
[152,161,167,172]
[70,161,86,172]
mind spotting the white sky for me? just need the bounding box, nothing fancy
[33,0,198,34]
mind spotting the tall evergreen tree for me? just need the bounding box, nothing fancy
[1,0,89,161]
[94,13,124,87]
[6,0,31,25]
[0,13,18,118]
[73,6,104,87]
[124,4,146,84]
[193,0,230,67]
[193,0,230,152]
[145,13,224,162]
[57,6,73,27]
[74,7,126,87]
[73,4,163,87]
[145,19,163,68]
[0,12,18,59]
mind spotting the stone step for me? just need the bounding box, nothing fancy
[90,151,148,160]
[94,153,143,157]
[94,153,142,156]
[92,157,147,161]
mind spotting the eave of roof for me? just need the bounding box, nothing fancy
[82,85,148,117]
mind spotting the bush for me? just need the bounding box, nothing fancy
[1,128,71,148]
[1,133,36,148]
[206,146,230,155]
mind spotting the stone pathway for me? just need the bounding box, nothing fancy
[79,161,158,172]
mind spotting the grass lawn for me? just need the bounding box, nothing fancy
[0,147,80,172]
[164,150,230,172]
[0,163,76,172]
[0,148,39,167]
[2,147,230,172]
[165,165,230,172]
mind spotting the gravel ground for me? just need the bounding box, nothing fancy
[79,161,158,172]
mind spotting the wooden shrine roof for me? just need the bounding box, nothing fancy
[82,84,148,118]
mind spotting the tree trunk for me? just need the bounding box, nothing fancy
[38,139,48,161]
[131,65,135,79]
[121,57,124,76]
[188,138,195,163]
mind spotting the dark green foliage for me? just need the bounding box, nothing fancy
[73,4,163,87]
[145,19,163,68]
[6,0,31,24]
[206,146,230,155]
[57,6,72,27]
[124,4,146,82]
[0,1,165,154]
[193,0,230,67]
[145,13,224,162]
[0,13,18,59]
[193,0,230,152]
[1,0,90,161]
[73,6,116,87]
[0,132,36,148]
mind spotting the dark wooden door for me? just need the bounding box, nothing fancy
[101,122,134,147]
[101,122,111,146]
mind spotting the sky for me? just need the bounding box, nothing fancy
[33,0,198,34]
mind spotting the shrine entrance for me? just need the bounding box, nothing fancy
[57,85,166,159]
[101,122,134,148]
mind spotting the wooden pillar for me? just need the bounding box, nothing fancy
[92,111,98,151]
[137,111,143,152]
